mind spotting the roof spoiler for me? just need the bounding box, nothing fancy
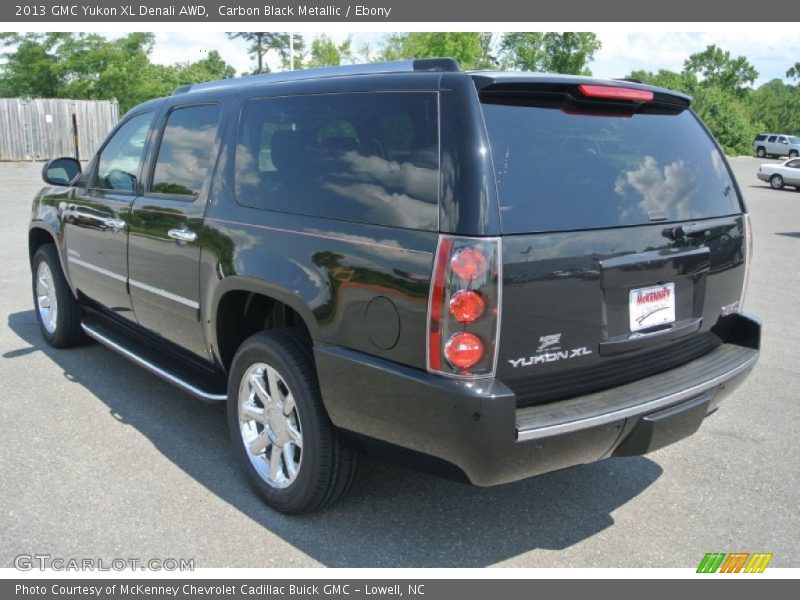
[171,57,462,96]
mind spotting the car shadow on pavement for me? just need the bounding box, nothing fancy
[6,309,662,568]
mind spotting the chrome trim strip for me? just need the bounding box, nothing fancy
[67,256,126,283]
[67,256,200,309]
[81,322,227,402]
[129,279,200,309]
[516,352,758,442]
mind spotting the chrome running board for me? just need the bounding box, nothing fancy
[81,322,227,402]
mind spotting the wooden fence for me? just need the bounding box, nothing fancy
[0,98,118,161]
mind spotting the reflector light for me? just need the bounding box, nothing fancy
[449,290,485,323]
[450,247,488,281]
[577,84,654,102]
[444,332,484,369]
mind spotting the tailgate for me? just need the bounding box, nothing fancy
[478,81,747,406]
[499,218,746,406]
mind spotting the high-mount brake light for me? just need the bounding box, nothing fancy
[427,236,501,378]
[578,84,654,102]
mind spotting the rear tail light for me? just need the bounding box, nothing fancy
[739,213,753,310]
[449,290,485,323]
[428,236,501,378]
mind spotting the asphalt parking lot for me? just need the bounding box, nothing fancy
[1,156,798,568]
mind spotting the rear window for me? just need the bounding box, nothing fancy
[235,92,439,230]
[481,100,741,233]
[754,134,767,141]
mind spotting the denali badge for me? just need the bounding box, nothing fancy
[508,346,593,368]
[536,333,562,353]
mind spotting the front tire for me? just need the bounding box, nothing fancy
[32,244,84,348]
[770,174,784,190]
[227,330,358,514]
[789,150,799,158]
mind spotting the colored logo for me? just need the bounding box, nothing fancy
[697,552,773,573]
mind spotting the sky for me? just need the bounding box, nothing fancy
[142,30,800,86]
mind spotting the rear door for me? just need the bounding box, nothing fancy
[479,83,747,406]
[127,102,223,360]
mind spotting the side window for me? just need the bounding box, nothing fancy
[150,104,221,197]
[777,136,787,144]
[234,92,439,230]
[755,135,766,141]
[91,112,153,194]
[787,160,800,169]
[767,136,777,143]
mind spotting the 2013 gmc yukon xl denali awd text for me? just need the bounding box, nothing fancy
[29,59,760,514]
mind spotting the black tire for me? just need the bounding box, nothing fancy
[227,329,358,514]
[756,146,766,158]
[770,174,784,190]
[790,150,799,158]
[31,244,84,348]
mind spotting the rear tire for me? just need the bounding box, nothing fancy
[770,174,784,190]
[756,147,766,158]
[31,244,84,348]
[227,330,358,514]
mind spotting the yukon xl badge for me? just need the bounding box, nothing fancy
[509,333,593,368]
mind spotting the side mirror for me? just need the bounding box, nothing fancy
[42,157,81,186]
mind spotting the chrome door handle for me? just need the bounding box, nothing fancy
[168,228,197,243]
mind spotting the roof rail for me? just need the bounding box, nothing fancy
[172,58,462,96]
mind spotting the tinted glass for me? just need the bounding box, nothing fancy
[481,102,740,233]
[151,104,221,197]
[235,92,439,230]
[92,112,152,193]
[754,135,766,141]
[768,136,777,142]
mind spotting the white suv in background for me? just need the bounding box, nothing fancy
[753,133,800,158]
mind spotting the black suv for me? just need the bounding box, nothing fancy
[29,59,760,513]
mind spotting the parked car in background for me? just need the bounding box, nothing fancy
[752,133,800,158]
[757,158,800,190]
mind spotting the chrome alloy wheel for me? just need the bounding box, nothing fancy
[238,363,303,489]
[36,261,58,334]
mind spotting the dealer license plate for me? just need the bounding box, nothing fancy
[629,283,676,332]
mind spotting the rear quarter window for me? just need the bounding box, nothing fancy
[481,100,741,233]
[234,92,439,230]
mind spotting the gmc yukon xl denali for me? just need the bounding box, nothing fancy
[29,59,760,513]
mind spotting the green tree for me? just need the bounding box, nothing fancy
[627,68,699,95]
[376,32,488,69]
[0,33,237,113]
[174,50,236,84]
[306,35,354,68]
[750,79,800,135]
[683,44,758,97]
[227,32,305,73]
[787,62,800,82]
[500,32,600,75]
[692,86,760,154]
[0,33,67,97]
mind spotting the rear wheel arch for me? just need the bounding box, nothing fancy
[210,280,317,372]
